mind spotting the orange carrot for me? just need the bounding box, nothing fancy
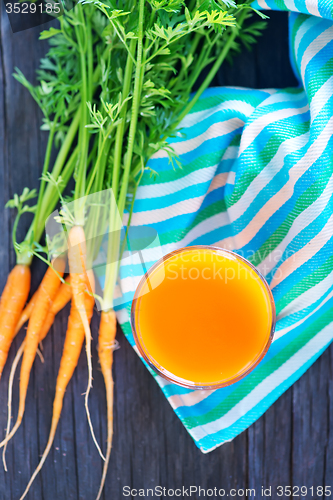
[67,225,103,457]
[96,309,118,500]
[0,265,31,379]
[14,290,38,336]
[18,271,95,500]
[0,260,65,447]
[2,276,72,469]
[38,276,72,342]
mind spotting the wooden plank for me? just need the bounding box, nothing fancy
[292,347,331,492]
[248,390,293,497]
[0,4,60,499]
[325,345,333,488]
[0,3,10,280]
[217,11,298,89]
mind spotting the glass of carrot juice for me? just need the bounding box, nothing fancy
[131,246,276,389]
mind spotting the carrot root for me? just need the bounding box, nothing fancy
[2,273,71,467]
[96,309,117,500]
[0,260,65,449]
[36,347,44,364]
[19,417,58,500]
[19,270,95,500]
[67,226,104,460]
[2,340,25,472]
[38,276,72,343]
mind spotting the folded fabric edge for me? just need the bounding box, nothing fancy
[117,306,333,454]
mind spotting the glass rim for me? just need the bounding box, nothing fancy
[131,245,276,390]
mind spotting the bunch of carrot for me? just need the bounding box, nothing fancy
[0,1,266,498]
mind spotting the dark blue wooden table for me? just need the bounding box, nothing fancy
[1,5,332,500]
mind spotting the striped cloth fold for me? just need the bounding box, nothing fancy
[99,1,333,452]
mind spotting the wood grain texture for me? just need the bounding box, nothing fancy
[0,6,332,500]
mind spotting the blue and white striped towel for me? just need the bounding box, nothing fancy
[100,0,333,452]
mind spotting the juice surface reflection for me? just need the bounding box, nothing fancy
[134,248,274,386]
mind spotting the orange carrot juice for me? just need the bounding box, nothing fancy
[131,246,275,389]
